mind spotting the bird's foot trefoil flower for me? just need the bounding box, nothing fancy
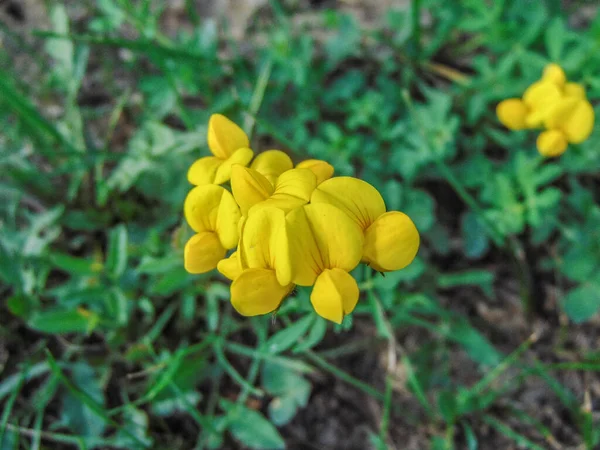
[183,114,421,324]
[496,63,595,157]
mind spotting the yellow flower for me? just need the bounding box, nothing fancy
[187,114,254,185]
[217,251,242,281]
[497,63,595,157]
[496,64,568,130]
[231,165,317,216]
[183,185,241,273]
[250,150,294,185]
[296,159,335,184]
[496,98,529,130]
[541,63,566,87]
[536,130,568,157]
[544,96,595,144]
[282,203,364,324]
[230,207,294,316]
[311,177,420,272]
[250,151,335,185]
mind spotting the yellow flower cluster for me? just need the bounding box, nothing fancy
[496,63,595,157]
[183,114,420,323]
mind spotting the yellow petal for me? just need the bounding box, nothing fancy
[363,212,420,272]
[310,268,359,324]
[217,251,243,281]
[213,147,254,185]
[536,130,568,157]
[251,150,294,184]
[285,204,364,286]
[305,203,364,271]
[230,268,294,316]
[215,189,241,249]
[545,98,595,143]
[184,185,226,233]
[283,206,323,286]
[311,177,386,230]
[187,156,222,185]
[523,81,563,127]
[207,114,250,159]
[561,100,595,144]
[564,82,586,100]
[541,63,566,87]
[496,99,528,130]
[184,232,226,274]
[296,159,335,184]
[231,165,274,216]
[238,207,288,277]
[250,168,317,215]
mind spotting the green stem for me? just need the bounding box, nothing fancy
[244,59,273,138]
[303,351,385,402]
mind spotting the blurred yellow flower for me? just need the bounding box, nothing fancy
[496,63,595,157]
[188,114,254,185]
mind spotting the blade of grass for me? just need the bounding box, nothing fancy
[33,31,211,63]
[469,333,537,396]
[303,350,385,402]
[0,73,83,155]
[4,423,118,448]
[506,405,561,450]
[0,362,50,402]
[482,415,545,450]
[213,341,264,397]
[45,350,150,448]
[224,341,315,374]
[0,363,27,444]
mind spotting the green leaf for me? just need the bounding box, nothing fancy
[293,316,327,353]
[461,212,490,259]
[221,400,285,450]
[28,308,99,334]
[106,224,128,278]
[462,422,478,450]
[446,320,501,367]
[437,270,494,297]
[113,406,153,449]
[262,362,311,426]
[60,363,106,438]
[544,18,566,62]
[46,4,74,82]
[562,284,600,323]
[7,295,37,319]
[401,189,435,232]
[50,252,98,276]
[437,390,457,424]
[266,315,314,354]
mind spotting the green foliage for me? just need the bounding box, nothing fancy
[1,0,600,449]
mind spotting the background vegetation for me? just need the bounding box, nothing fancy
[1,0,599,449]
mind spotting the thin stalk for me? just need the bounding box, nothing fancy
[470,333,538,396]
[244,59,273,138]
[303,351,385,402]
